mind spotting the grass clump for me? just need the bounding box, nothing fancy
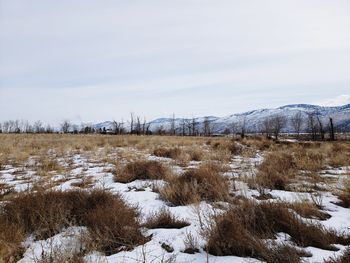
[143,207,190,229]
[153,147,182,159]
[206,200,349,262]
[114,160,171,183]
[256,151,296,190]
[160,162,230,205]
[0,189,146,260]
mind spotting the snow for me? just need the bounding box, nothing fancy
[1,144,349,263]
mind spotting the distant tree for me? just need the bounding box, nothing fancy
[238,116,247,138]
[181,118,186,136]
[270,114,287,140]
[130,113,135,134]
[261,118,272,139]
[203,117,211,136]
[329,117,335,141]
[61,120,71,133]
[291,111,303,138]
[307,113,318,140]
[170,113,176,135]
[34,120,43,133]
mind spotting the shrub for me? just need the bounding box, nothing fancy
[160,163,230,205]
[143,207,190,229]
[114,160,171,183]
[256,152,296,190]
[0,190,146,258]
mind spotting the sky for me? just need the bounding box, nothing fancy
[1,0,350,125]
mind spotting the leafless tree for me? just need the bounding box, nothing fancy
[329,117,335,141]
[270,114,287,140]
[291,111,303,138]
[261,118,273,138]
[61,120,71,133]
[316,115,325,140]
[203,117,211,136]
[238,116,247,138]
[181,118,186,136]
[307,113,317,140]
[170,113,176,135]
[130,112,134,134]
[34,120,43,133]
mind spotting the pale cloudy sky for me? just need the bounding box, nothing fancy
[0,0,350,124]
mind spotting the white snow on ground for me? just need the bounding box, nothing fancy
[1,147,349,263]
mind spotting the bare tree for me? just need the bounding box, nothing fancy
[307,113,318,140]
[181,118,186,136]
[270,114,287,140]
[130,113,134,134]
[329,117,335,141]
[261,118,272,139]
[203,117,211,136]
[291,111,303,138]
[61,120,71,133]
[34,120,43,133]
[170,113,176,135]
[238,116,246,138]
[316,115,325,140]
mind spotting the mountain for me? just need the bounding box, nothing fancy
[93,104,350,133]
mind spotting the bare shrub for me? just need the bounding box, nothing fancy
[160,163,230,205]
[256,151,296,190]
[143,207,190,229]
[114,160,171,183]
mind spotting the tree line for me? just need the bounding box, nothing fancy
[0,111,342,141]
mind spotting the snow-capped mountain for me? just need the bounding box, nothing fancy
[94,104,350,133]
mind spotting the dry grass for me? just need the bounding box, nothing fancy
[325,247,350,263]
[337,179,350,208]
[114,160,171,183]
[143,207,190,229]
[159,162,231,205]
[256,151,296,190]
[206,200,349,262]
[153,147,183,159]
[0,189,146,260]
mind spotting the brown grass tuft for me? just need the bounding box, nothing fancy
[256,151,296,190]
[143,207,190,229]
[206,200,348,261]
[0,189,146,258]
[160,162,230,205]
[114,160,171,183]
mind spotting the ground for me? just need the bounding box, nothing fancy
[0,134,349,263]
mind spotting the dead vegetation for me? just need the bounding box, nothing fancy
[159,162,231,205]
[0,189,146,261]
[114,160,171,183]
[256,151,296,190]
[143,207,190,229]
[206,200,349,262]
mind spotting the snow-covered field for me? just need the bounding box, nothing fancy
[0,135,349,263]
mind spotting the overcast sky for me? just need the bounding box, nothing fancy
[1,0,350,124]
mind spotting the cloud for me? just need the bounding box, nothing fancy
[318,94,350,107]
[0,0,350,123]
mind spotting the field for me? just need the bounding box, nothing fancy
[0,134,349,263]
